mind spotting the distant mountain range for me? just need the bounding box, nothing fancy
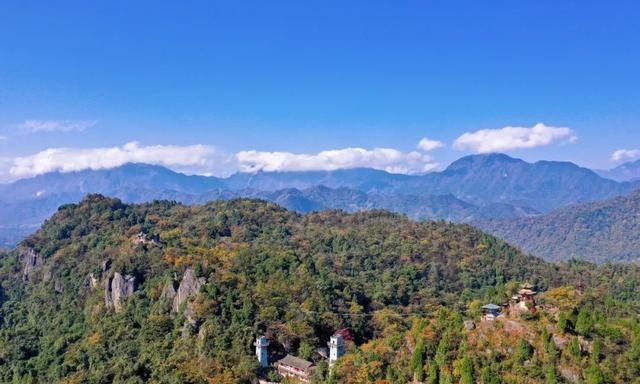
[476,190,640,264]
[1,154,639,263]
[596,159,640,182]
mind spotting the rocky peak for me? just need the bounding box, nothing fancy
[104,272,137,312]
[20,247,43,282]
[172,268,205,314]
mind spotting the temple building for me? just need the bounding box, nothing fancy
[516,283,538,312]
[275,354,314,383]
[481,303,502,321]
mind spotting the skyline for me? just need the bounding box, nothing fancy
[1,1,640,181]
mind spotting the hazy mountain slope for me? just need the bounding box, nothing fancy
[477,189,640,263]
[0,163,225,203]
[418,154,636,212]
[224,167,414,191]
[596,159,640,182]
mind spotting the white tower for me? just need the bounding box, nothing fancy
[254,336,269,368]
[328,334,345,366]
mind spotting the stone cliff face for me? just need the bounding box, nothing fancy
[172,268,205,314]
[20,247,43,282]
[104,272,137,312]
[170,268,206,336]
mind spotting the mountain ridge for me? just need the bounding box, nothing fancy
[1,154,638,261]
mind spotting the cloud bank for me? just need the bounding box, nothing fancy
[236,148,439,174]
[9,142,228,179]
[20,119,97,133]
[4,142,441,181]
[417,137,445,151]
[611,149,640,162]
[453,123,577,153]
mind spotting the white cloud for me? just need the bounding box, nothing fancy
[9,142,231,179]
[611,149,640,162]
[3,142,443,182]
[0,135,6,140]
[20,119,97,133]
[453,123,577,153]
[417,137,445,151]
[236,147,439,174]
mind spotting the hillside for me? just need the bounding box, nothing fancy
[477,190,640,264]
[0,196,639,383]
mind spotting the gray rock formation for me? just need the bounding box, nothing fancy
[54,280,64,293]
[20,247,43,282]
[101,259,111,273]
[161,280,177,301]
[88,273,99,289]
[104,272,137,312]
[134,232,161,247]
[172,268,205,314]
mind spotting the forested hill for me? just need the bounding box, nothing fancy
[0,195,639,383]
[477,190,640,264]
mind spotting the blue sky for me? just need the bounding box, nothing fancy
[1,1,639,180]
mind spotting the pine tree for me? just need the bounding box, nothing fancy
[460,356,473,384]
[575,308,594,336]
[411,338,426,381]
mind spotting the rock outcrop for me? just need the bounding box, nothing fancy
[104,272,137,312]
[88,273,99,289]
[171,268,206,337]
[20,247,43,282]
[161,280,177,301]
[134,232,161,247]
[101,259,112,273]
[54,280,64,293]
[172,268,205,314]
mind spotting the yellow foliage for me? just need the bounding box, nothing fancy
[87,332,102,345]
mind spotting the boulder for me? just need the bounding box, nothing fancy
[54,280,64,293]
[463,320,476,330]
[104,272,137,312]
[88,273,99,289]
[559,366,580,384]
[552,333,570,350]
[578,336,593,354]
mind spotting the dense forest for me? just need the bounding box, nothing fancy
[0,195,639,383]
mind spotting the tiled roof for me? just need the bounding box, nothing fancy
[481,303,501,310]
[277,354,314,371]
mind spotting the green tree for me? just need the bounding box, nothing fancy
[460,356,473,384]
[515,339,533,363]
[585,364,604,384]
[545,364,559,384]
[575,308,594,336]
[428,362,439,384]
[591,337,601,363]
[567,337,581,360]
[557,312,569,334]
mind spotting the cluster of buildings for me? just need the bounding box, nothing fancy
[255,333,345,383]
[481,283,538,321]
